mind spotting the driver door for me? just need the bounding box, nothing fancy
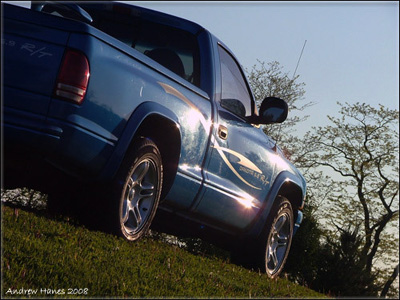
[192,45,278,230]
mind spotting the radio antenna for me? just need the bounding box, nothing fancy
[273,40,307,152]
[292,40,307,80]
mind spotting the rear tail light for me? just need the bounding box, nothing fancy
[54,49,90,104]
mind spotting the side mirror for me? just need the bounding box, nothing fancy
[254,97,288,125]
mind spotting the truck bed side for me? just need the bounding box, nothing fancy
[3,3,213,188]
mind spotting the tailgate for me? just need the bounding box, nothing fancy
[2,3,69,115]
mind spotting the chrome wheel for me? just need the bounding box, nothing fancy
[121,159,157,236]
[113,139,163,241]
[259,196,294,278]
[266,211,291,276]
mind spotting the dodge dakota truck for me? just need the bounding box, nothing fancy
[2,1,306,278]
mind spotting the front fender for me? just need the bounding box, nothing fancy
[247,170,306,239]
[97,101,180,181]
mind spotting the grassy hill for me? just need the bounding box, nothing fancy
[2,201,326,298]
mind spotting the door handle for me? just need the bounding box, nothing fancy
[218,125,228,140]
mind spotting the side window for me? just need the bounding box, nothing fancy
[218,46,253,118]
[87,7,201,88]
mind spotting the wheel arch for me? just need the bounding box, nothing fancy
[99,102,182,199]
[247,171,306,239]
[134,115,181,199]
[268,171,306,216]
[276,179,304,213]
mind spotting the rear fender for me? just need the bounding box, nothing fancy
[98,101,180,181]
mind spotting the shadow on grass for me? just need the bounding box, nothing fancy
[1,188,231,262]
[1,188,89,228]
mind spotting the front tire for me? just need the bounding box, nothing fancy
[230,196,294,279]
[260,196,294,278]
[112,138,163,241]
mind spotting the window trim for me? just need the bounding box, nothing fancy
[217,43,256,120]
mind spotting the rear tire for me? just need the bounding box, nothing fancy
[110,138,163,241]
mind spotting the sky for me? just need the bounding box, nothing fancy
[4,1,399,135]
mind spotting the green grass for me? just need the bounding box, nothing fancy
[2,204,325,298]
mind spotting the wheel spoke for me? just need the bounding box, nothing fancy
[277,236,288,248]
[121,201,130,224]
[268,243,279,269]
[127,177,134,190]
[140,182,155,198]
[272,250,278,268]
[274,215,287,232]
[134,161,150,183]
[275,214,289,248]
[132,205,142,227]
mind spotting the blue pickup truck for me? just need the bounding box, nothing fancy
[2,1,306,278]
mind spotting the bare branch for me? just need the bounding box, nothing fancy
[380,264,399,297]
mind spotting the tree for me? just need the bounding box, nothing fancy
[315,225,379,297]
[302,102,399,296]
[284,192,325,286]
[285,179,381,297]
